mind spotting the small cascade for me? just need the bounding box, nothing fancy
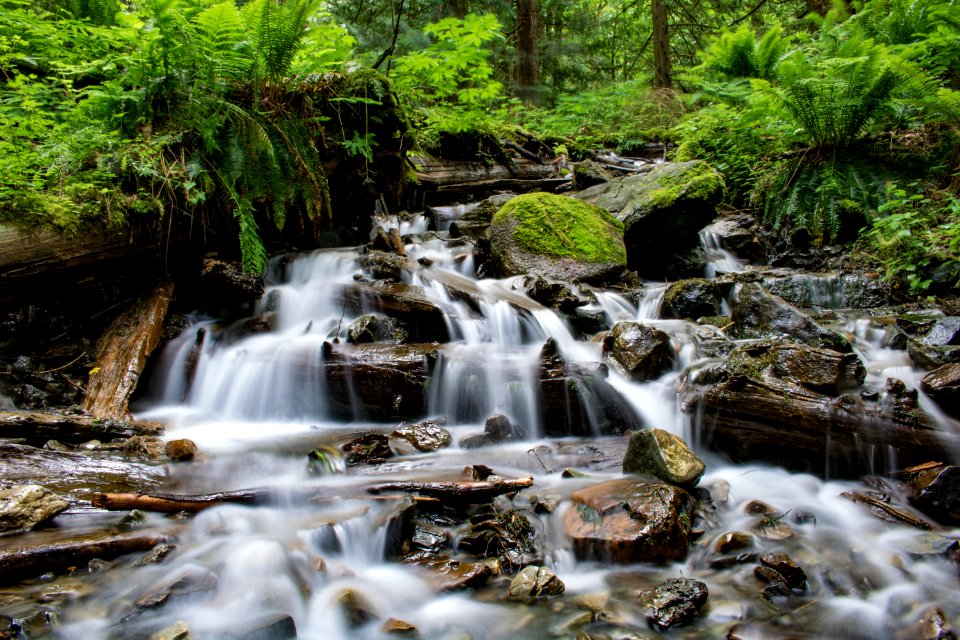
[636,283,667,320]
[700,228,746,278]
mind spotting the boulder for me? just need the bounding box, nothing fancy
[602,322,674,381]
[0,485,69,533]
[573,160,614,189]
[576,160,724,279]
[341,433,393,466]
[701,214,761,261]
[661,279,721,320]
[622,428,705,488]
[165,439,197,462]
[908,317,960,369]
[637,577,708,630]
[458,509,537,567]
[404,553,493,591]
[507,565,565,600]
[489,192,627,285]
[347,314,408,344]
[358,251,409,282]
[905,464,960,526]
[448,192,516,240]
[731,283,850,352]
[921,363,960,419]
[195,259,264,313]
[564,479,693,563]
[391,419,452,452]
[459,414,525,449]
[338,282,449,343]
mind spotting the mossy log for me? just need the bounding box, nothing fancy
[0,533,166,583]
[0,411,163,445]
[83,281,175,420]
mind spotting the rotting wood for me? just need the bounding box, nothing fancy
[0,410,163,445]
[387,228,407,256]
[91,490,267,513]
[367,477,534,503]
[841,492,935,530]
[0,533,166,583]
[83,281,175,420]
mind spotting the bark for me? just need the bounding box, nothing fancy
[516,0,540,105]
[841,492,934,530]
[0,534,166,583]
[442,0,468,18]
[652,0,672,89]
[367,477,534,502]
[91,490,266,513]
[83,281,175,419]
[0,411,163,445]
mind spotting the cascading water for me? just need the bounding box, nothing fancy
[41,211,960,640]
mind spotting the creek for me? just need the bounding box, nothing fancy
[7,209,960,640]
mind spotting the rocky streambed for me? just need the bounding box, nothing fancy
[1,163,959,640]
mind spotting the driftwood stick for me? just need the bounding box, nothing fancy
[0,410,163,445]
[367,477,533,503]
[0,534,166,583]
[841,492,934,530]
[91,490,267,513]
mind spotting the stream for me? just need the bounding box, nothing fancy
[4,209,960,640]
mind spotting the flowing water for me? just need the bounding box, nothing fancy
[31,214,960,639]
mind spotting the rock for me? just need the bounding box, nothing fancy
[702,214,761,261]
[757,552,807,592]
[661,279,721,320]
[238,312,277,336]
[460,414,524,449]
[731,283,850,352]
[383,618,418,634]
[906,317,960,369]
[123,435,166,459]
[489,192,627,285]
[337,589,376,628]
[713,531,754,554]
[905,464,960,526]
[602,322,674,381]
[573,160,614,189]
[564,479,693,563]
[507,565,565,600]
[458,510,537,567]
[449,193,515,240]
[347,314,409,345]
[341,433,393,466]
[165,439,197,462]
[622,428,705,488]
[411,521,448,551]
[196,258,264,313]
[922,363,960,418]
[0,485,69,533]
[338,282,449,343]
[637,577,708,630]
[518,275,585,312]
[391,418,452,452]
[149,621,191,640]
[405,553,493,591]
[576,160,724,279]
[136,543,177,566]
[359,251,409,281]
[896,607,957,640]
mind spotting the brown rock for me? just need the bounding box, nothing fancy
[713,531,754,554]
[165,439,197,462]
[404,554,493,591]
[383,618,418,634]
[921,363,960,419]
[564,479,693,563]
[603,322,674,381]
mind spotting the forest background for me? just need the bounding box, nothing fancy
[1,0,959,295]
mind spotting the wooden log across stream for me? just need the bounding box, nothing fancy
[367,477,534,503]
[90,490,267,513]
[0,410,163,445]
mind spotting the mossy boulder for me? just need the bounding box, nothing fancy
[661,279,721,320]
[575,161,724,279]
[489,192,627,285]
[623,428,705,488]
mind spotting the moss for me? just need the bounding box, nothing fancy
[493,192,626,264]
[644,161,725,210]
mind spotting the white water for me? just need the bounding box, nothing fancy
[51,222,960,640]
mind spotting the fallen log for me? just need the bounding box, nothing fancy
[0,411,163,445]
[367,477,533,503]
[83,281,175,420]
[0,533,167,583]
[91,490,267,513]
[841,492,935,530]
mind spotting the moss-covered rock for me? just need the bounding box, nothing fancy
[489,192,627,285]
[661,279,721,320]
[575,161,724,279]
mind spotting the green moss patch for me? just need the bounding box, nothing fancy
[493,192,626,264]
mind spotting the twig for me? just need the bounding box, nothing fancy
[36,352,87,375]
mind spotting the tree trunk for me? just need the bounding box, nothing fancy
[516,0,540,105]
[442,0,468,18]
[652,0,672,89]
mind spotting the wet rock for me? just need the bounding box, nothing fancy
[449,193,515,240]
[136,543,177,566]
[118,509,148,531]
[165,439,197,462]
[138,568,218,608]
[907,317,960,369]
[702,213,762,261]
[489,192,628,285]
[383,618,418,634]
[458,510,537,567]
[661,279,721,320]
[123,435,166,459]
[637,577,708,630]
[622,428,705,488]
[12,384,49,409]
[412,521,448,552]
[0,484,69,533]
[347,314,409,345]
[573,159,614,189]
[341,433,393,466]
[531,494,561,514]
[602,322,674,381]
[896,607,957,640]
[391,418,452,452]
[337,589,376,628]
[714,531,754,554]
[149,621,191,640]
[338,282,449,343]
[196,258,263,313]
[709,552,758,570]
[755,552,807,593]
[921,363,960,419]
[576,160,724,280]
[507,565,565,600]
[905,464,960,526]
[731,283,850,352]
[405,553,493,591]
[238,311,277,336]
[564,479,693,563]
[460,414,524,449]
[518,275,585,312]
[359,251,409,282]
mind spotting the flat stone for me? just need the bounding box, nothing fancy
[0,485,69,533]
